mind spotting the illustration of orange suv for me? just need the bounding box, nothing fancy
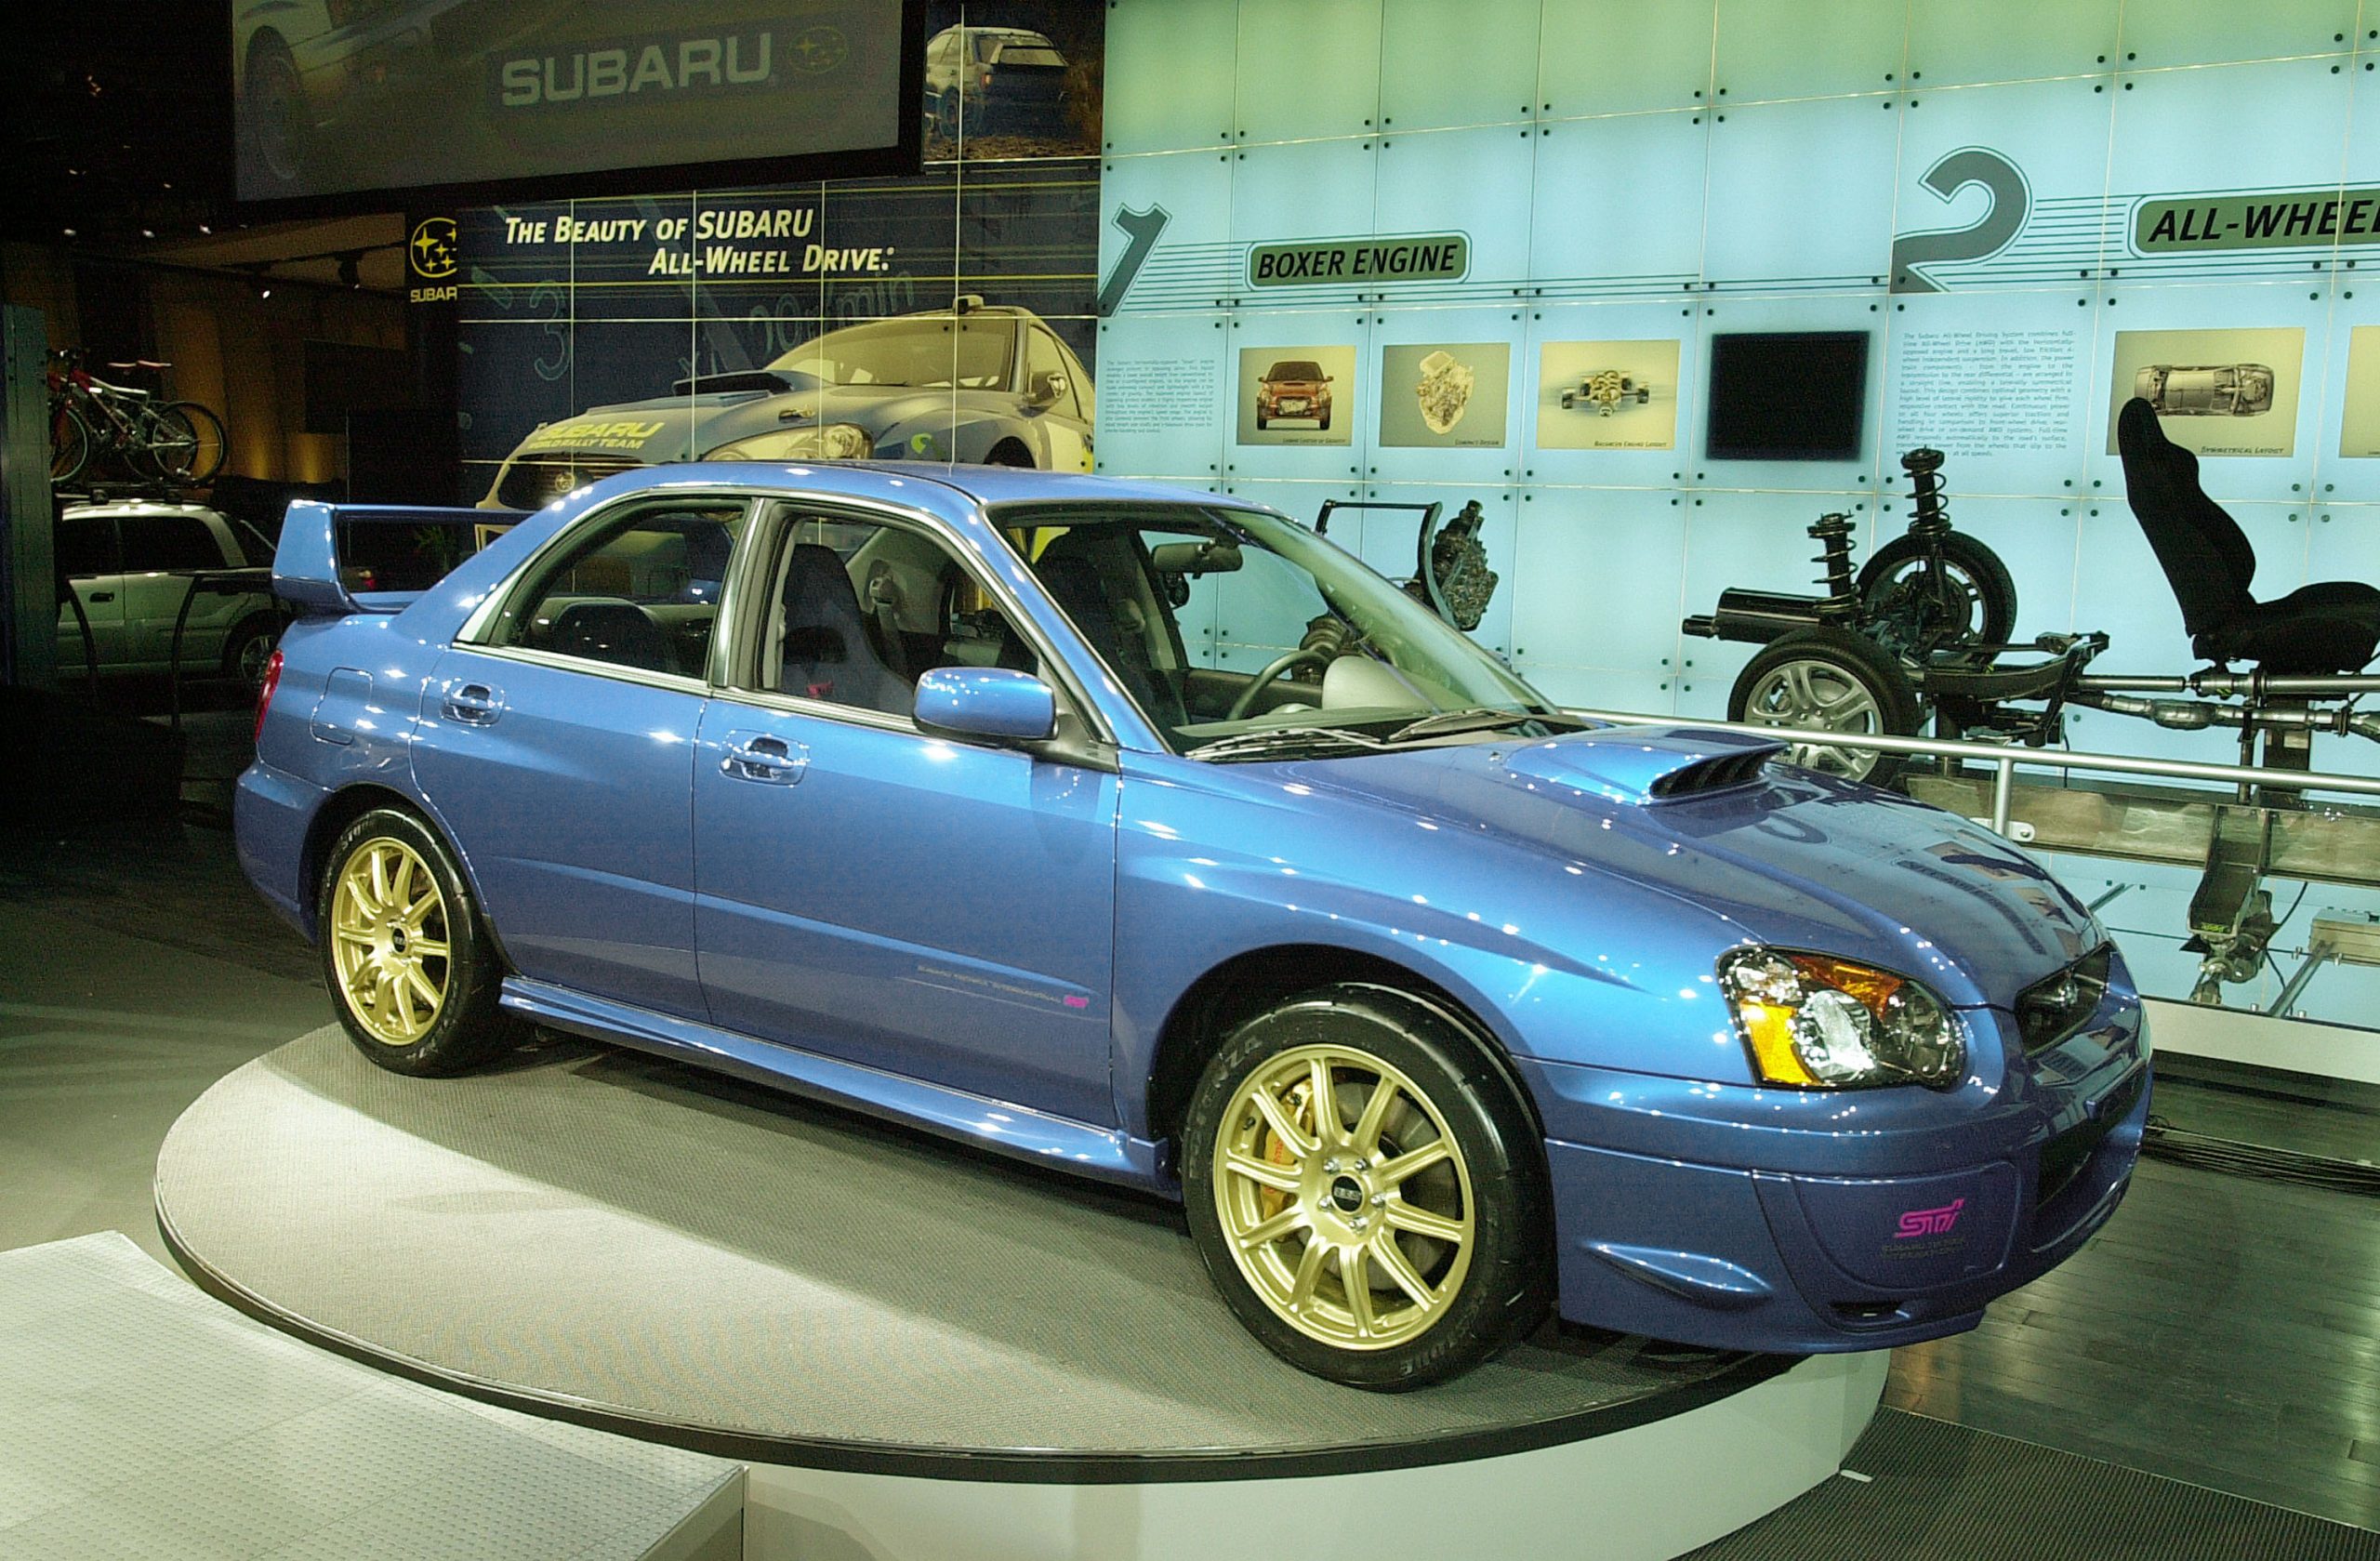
[1255,360,1333,430]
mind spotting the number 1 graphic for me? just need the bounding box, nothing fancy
[1096,205,1171,317]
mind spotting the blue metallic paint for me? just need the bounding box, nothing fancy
[240,461,2148,1356]
[911,667,1059,744]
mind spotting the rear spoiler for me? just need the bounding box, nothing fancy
[275,501,522,616]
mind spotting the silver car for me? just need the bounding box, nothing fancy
[56,502,282,688]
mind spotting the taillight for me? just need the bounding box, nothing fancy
[979,69,992,86]
[253,649,284,746]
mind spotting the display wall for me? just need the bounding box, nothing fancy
[1091,0,2380,1023]
[453,2,1102,503]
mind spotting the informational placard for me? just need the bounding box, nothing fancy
[1379,343,1508,449]
[1236,347,1355,446]
[2105,327,2305,459]
[1535,340,1680,452]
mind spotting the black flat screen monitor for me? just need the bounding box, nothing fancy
[1704,331,1871,461]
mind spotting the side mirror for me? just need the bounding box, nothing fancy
[1031,369,1069,406]
[913,666,1057,746]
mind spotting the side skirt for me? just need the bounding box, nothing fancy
[497,977,1170,1192]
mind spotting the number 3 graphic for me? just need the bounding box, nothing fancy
[1890,148,2030,294]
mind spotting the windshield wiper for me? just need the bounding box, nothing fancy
[1183,725,1393,763]
[1383,707,1573,745]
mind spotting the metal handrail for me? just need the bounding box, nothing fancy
[1562,707,2380,837]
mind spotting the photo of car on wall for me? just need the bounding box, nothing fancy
[919,4,1102,159]
[1255,360,1333,430]
[479,298,1094,509]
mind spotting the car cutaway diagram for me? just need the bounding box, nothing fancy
[480,299,1093,509]
[2133,364,2276,417]
[241,462,2148,1389]
[1255,360,1334,430]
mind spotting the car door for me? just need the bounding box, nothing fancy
[115,509,229,671]
[1023,324,1093,472]
[692,502,1119,1125]
[54,511,126,672]
[410,494,752,1022]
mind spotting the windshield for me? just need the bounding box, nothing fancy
[992,502,1566,759]
[1265,362,1324,381]
[766,316,1015,390]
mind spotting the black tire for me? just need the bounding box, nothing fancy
[50,403,89,484]
[1256,412,1270,430]
[1727,627,1921,788]
[317,807,520,1076]
[1179,983,1552,1390]
[932,88,961,141]
[1318,410,1330,430]
[223,615,280,690]
[1857,531,2017,655]
[983,440,1036,469]
[145,402,229,485]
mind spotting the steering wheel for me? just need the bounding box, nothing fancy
[1226,648,1333,721]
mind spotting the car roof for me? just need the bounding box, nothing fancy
[60,500,226,522]
[589,459,1259,518]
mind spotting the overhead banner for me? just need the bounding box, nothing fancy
[233,0,916,205]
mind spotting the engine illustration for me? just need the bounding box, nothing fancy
[1416,350,1475,433]
[2135,364,2275,417]
[1559,369,1653,417]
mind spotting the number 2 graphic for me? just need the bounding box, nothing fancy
[1890,148,2030,294]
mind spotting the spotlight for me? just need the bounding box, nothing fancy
[61,227,76,238]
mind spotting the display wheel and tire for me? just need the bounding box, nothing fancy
[1728,627,1922,788]
[1180,984,1551,1391]
[222,616,280,691]
[1856,532,2017,657]
[243,34,311,191]
[144,401,229,485]
[318,809,520,1076]
[50,403,90,484]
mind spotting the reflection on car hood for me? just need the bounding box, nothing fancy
[514,383,1011,460]
[1283,730,2098,1011]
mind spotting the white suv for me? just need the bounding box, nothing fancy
[56,501,282,688]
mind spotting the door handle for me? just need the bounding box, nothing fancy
[86,591,114,603]
[443,682,502,725]
[721,731,808,785]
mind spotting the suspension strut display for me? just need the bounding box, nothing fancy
[1903,446,1950,540]
[1809,512,1859,625]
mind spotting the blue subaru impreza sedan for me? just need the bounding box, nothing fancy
[236,462,2148,1389]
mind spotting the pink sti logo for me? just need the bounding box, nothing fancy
[1894,1197,1966,1239]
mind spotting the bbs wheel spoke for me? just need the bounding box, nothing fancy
[1383,1198,1466,1245]
[1286,1237,1328,1310]
[1370,1235,1437,1309]
[1342,1249,1375,1338]
[1223,1150,1301,1194]
[1235,1205,1305,1252]
[1350,1074,1397,1157]
[1249,1083,1316,1158]
[1375,1137,1450,1188]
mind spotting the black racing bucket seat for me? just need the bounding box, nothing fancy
[2118,396,2380,673]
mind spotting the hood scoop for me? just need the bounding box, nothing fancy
[1499,726,1786,806]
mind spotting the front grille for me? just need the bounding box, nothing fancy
[2015,945,2113,1053]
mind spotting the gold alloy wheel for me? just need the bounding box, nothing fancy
[328,838,451,1046]
[1210,1043,1475,1351]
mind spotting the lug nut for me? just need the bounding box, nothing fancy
[1370,1192,1386,1207]
[1323,1158,1341,1173]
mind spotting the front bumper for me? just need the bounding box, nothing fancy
[1518,1004,2149,1353]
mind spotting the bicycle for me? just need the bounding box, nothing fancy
[48,349,229,486]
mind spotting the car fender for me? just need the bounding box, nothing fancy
[1108,756,1761,1141]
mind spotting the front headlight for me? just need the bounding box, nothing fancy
[1719,948,1964,1089]
[707,422,876,461]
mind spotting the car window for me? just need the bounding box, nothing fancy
[118,512,222,572]
[492,500,748,680]
[994,502,1554,756]
[1025,328,1083,420]
[56,516,118,577]
[768,316,1015,390]
[748,505,1040,720]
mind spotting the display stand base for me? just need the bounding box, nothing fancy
[157,1025,1886,1560]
